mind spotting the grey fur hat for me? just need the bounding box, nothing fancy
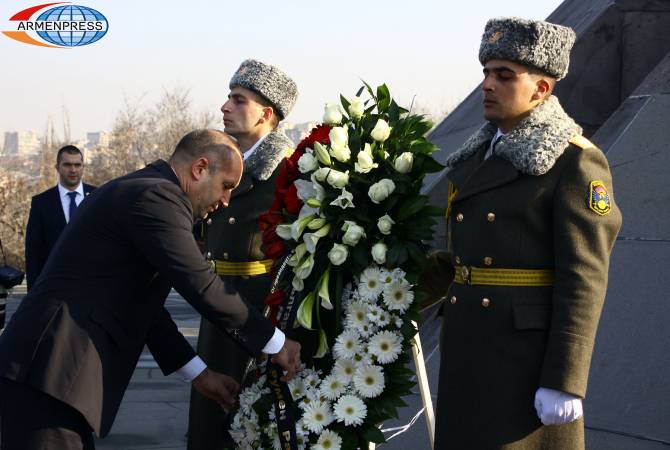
[229,59,298,119]
[479,17,576,79]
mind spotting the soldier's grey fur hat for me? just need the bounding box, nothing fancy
[479,17,576,80]
[229,59,298,120]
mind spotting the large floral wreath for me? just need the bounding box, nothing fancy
[230,83,443,450]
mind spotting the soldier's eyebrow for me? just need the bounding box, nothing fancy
[483,66,518,75]
[228,93,248,102]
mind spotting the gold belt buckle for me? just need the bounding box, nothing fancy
[461,266,471,284]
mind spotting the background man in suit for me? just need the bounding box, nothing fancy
[425,18,622,449]
[188,58,297,450]
[25,145,96,290]
[0,129,301,450]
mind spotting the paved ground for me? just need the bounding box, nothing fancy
[1,285,437,449]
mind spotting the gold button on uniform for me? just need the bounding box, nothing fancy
[455,256,461,264]
[450,296,457,305]
[483,257,493,266]
[223,252,229,260]
[487,212,496,222]
[206,218,212,225]
[456,213,464,222]
[228,217,236,225]
[481,298,491,307]
[206,251,212,259]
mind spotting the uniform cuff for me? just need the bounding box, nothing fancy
[262,328,285,354]
[176,356,207,382]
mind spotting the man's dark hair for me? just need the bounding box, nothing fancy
[170,129,240,172]
[56,145,83,164]
[249,90,281,128]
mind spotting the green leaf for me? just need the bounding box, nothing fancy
[388,100,401,122]
[420,205,446,216]
[410,140,438,154]
[376,84,391,112]
[406,241,427,267]
[362,80,376,100]
[397,195,429,221]
[341,431,359,450]
[362,425,386,444]
[356,85,366,98]
[418,156,445,173]
[340,94,351,113]
[386,242,408,267]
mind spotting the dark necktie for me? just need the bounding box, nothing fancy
[67,191,78,222]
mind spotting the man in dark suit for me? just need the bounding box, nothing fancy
[0,129,301,450]
[25,145,96,290]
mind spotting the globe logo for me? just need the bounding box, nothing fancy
[2,3,109,48]
[36,5,108,47]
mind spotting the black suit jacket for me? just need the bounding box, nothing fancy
[0,160,275,436]
[25,182,96,290]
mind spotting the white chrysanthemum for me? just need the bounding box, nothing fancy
[368,307,391,327]
[333,329,362,360]
[319,374,348,400]
[288,378,306,400]
[346,301,370,331]
[353,352,373,369]
[296,418,310,437]
[239,385,262,412]
[357,321,378,338]
[353,364,386,398]
[358,266,385,301]
[299,390,321,410]
[389,268,407,281]
[267,423,282,450]
[304,372,321,390]
[368,330,403,364]
[382,279,414,313]
[333,358,357,383]
[314,429,343,450]
[302,400,334,434]
[333,395,367,426]
[242,417,259,442]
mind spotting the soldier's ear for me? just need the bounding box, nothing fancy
[532,78,552,101]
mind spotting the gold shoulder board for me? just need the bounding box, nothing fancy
[569,135,595,150]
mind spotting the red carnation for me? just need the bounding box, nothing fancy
[264,290,287,325]
[284,184,301,215]
[264,239,287,261]
[296,124,332,152]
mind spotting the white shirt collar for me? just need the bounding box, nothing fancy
[485,129,506,160]
[58,181,84,199]
[243,133,269,161]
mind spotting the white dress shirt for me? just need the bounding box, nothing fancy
[242,133,268,161]
[57,182,85,223]
[484,129,505,160]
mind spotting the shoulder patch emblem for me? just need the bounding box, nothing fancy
[488,30,503,44]
[569,135,594,150]
[589,180,611,216]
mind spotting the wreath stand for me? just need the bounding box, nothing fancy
[369,321,434,449]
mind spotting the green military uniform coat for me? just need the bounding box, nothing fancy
[432,96,622,449]
[187,129,293,450]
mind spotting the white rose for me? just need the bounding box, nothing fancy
[323,102,343,125]
[377,214,395,235]
[371,242,388,264]
[348,96,365,119]
[394,152,414,174]
[370,119,391,142]
[368,179,396,204]
[328,243,349,266]
[355,143,378,173]
[313,142,331,166]
[313,167,330,183]
[298,151,319,173]
[326,169,349,189]
[329,144,351,163]
[329,126,348,149]
[341,220,366,246]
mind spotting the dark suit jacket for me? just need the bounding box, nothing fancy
[25,182,96,290]
[0,160,275,437]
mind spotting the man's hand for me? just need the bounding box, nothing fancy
[534,387,583,425]
[270,338,301,382]
[192,368,240,412]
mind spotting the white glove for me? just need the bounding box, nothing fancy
[534,387,583,425]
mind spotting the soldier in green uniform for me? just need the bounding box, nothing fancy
[187,59,297,450]
[426,18,623,449]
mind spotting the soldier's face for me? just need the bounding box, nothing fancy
[190,152,243,219]
[56,152,84,189]
[221,87,268,137]
[481,59,542,132]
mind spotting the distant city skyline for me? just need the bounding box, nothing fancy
[0,0,562,141]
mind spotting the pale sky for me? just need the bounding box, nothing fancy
[0,0,562,142]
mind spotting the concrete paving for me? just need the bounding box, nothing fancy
[1,285,436,449]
